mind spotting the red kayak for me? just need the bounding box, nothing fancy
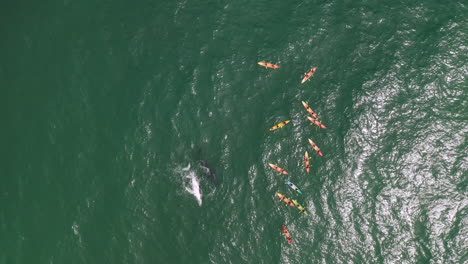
[282,225,293,244]
[269,163,289,175]
[307,116,327,129]
[301,101,318,119]
[308,138,323,156]
[301,67,317,83]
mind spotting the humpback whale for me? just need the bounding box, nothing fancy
[191,146,220,185]
[199,160,219,184]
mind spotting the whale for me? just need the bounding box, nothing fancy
[191,146,220,184]
[199,160,219,184]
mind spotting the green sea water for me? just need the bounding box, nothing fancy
[2,0,467,263]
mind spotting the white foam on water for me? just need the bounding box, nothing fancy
[184,171,202,206]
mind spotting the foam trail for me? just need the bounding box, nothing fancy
[185,171,202,206]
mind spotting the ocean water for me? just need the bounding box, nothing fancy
[2,0,467,263]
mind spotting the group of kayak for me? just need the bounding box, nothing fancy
[276,193,307,213]
[260,61,326,245]
[269,101,326,132]
[257,61,317,84]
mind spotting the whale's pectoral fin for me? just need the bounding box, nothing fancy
[182,163,191,171]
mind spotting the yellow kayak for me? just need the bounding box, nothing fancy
[292,200,308,215]
[269,120,291,131]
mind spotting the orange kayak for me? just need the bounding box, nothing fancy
[269,120,290,131]
[269,163,288,175]
[301,101,318,119]
[258,61,280,69]
[276,193,295,207]
[301,67,317,83]
[307,116,327,129]
[304,151,310,173]
[308,138,323,156]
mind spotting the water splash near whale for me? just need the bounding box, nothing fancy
[184,171,202,206]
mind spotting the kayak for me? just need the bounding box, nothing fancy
[258,61,280,69]
[269,163,289,175]
[301,67,317,83]
[282,225,293,244]
[276,193,295,207]
[307,116,327,129]
[269,120,291,131]
[304,151,310,173]
[284,179,302,194]
[292,200,308,215]
[301,101,318,119]
[308,139,323,156]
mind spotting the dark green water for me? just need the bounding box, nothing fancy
[2,0,467,263]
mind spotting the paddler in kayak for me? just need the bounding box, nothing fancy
[269,120,291,131]
[269,163,289,175]
[284,179,302,194]
[301,101,318,119]
[282,225,293,244]
[292,200,308,215]
[257,62,280,69]
[301,67,317,83]
[308,138,323,156]
[307,116,327,129]
[276,193,295,207]
[304,151,310,173]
